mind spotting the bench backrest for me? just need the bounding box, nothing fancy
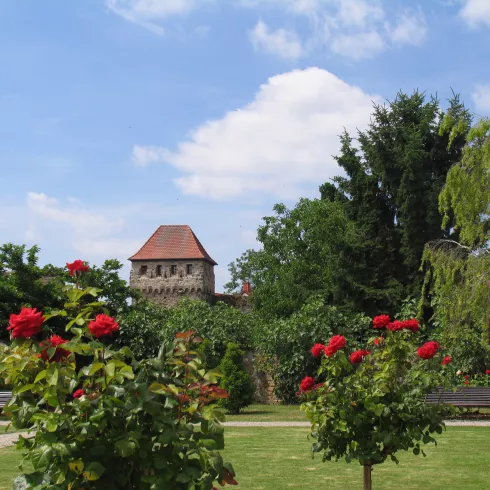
[426,387,490,407]
[0,391,12,408]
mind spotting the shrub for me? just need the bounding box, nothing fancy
[254,297,371,402]
[300,315,452,489]
[218,343,254,415]
[0,263,237,489]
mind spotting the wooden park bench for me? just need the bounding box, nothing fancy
[0,391,12,410]
[426,387,490,408]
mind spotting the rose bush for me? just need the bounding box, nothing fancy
[300,315,453,489]
[0,262,237,490]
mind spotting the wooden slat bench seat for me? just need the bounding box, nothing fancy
[426,387,490,408]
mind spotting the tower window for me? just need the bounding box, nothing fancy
[156,265,162,276]
[170,265,177,276]
[139,265,147,276]
[186,264,193,275]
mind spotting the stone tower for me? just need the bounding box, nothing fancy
[129,225,217,307]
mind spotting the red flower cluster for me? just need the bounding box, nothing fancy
[311,343,325,357]
[373,337,384,346]
[386,319,420,332]
[417,341,440,360]
[324,335,346,357]
[372,315,390,329]
[73,389,86,399]
[7,307,44,339]
[441,356,452,366]
[88,314,119,338]
[386,320,404,331]
[66,260,89,277]
[300,376,315,392]
[40,335,70,362]
[349,350,370,364]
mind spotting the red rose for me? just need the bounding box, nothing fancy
[311,343,325,357]
[486,370,490,375]
[73,389,86,399]
[350,350,370,364]
[387,320,404,332]
[372,315,390,329]
[441,356,452,366]
[324,335,346,357]
[88,314,119,338]
[464,375,470,380]
[464,381,470,385]
[300,376,315,392]
[7,307,44,338]
[40,335,70,362]
[66,260,89,277]
[373,337,384,346]
[402,319,420,332]
[417,341,440,360]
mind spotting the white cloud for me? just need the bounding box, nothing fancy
[134,68,379,200]
[132,145,168,167]
[106,0,207,34]
[250,20,305,59]
[472,84,490,112]
[390,9,427,46]
[243,0,427,61]
[460,0,490,28]
[331,31,385,60]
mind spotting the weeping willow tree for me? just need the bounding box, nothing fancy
[421,118,490,372]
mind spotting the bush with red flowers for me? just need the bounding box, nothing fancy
[300,315,452,489]
[0,266,237,490]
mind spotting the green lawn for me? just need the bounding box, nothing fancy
[0,428,489,489]
[225,404,305,422]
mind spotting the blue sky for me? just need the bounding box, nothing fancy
[1,0,489,291]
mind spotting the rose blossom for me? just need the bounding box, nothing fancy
[300,376,315,392]
[40,335,70,362]
[441,356,452,366]
[66,260,89,277]
[7,307,44,338]
[372,315,390,329]
[73,389,86,399]
[324,335,346,357]
[88,314,119,338]
[402,319,420,332]
[464,375,470,380]
[387,320,404,332]
[417,341,440,360]
[349,350,370,364]
[456,370,462,376]
[373,337,384,346]
[311,343,325,357]
[486,370,490,375]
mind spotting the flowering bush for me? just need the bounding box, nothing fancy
[300,315,452,489]
[0,263,237,489]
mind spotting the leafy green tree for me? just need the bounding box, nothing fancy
[421,118,490,371]
[218,343,254,414]
[0,244,65,339]
[226,199,359,318]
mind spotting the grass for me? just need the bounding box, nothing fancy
[0,428,488,489]
[225,404,305,422]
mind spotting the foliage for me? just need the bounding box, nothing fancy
[117,298,253,361]
[227,92,470,318]
[218,343,254,415]
[253,297,371,403]
[421,118,490,371]
[0,282,237,489]
[300,316,452,489]
[225,199,359,318]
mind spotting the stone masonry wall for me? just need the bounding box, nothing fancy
[243,350,278,404]
[130,259,215,307]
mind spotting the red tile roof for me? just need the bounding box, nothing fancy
[129,225,217,265]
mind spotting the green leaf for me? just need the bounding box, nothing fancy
[16,384,35,394]
[30,446,54,471]
[46,364,59,386]
[83,462,105,481]
[115,439,136,457]
[82,362,104,376]
[34,370,47,384]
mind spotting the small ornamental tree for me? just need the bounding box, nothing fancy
[300,315,453,490]
[0,261,237,489]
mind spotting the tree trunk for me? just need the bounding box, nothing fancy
[363,464,372,490]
